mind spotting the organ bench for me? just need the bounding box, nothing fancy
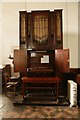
[22,77,60,101]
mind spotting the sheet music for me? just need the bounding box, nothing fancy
[41,55,49,63]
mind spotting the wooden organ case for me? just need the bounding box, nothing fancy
[14,10,69,100]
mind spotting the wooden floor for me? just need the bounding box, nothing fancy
[0,93,80,120]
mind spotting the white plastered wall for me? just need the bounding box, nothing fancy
[66,2,78,68]
[78,2,80,67]
[0,3,2,65]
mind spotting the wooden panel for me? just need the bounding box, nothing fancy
[54,10,63,49]
[19,11,27,49]
[55,49,70,96]
[27,13,32,49]
[55,49,69,73]
[76,74,80,85]
[70,68,80,74]
[14,50,27,72]
[50,12,55,49]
